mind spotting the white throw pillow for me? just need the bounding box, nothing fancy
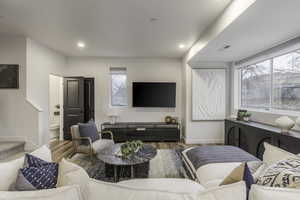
[57,159,90,200]
[0,185,83,200]
[31,145,52,162]
[249,184,300,200]
[0,158,23,191]
[198,181,247,200]
[263,142,296,166]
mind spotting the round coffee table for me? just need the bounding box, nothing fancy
[97,143,157,182]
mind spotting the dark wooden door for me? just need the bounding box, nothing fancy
[63,77,84,140]
[84,78,95,122]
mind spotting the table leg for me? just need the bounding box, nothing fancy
[114,165,118,182]
[131,165,134,179]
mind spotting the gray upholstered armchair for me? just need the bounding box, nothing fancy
[70,125,114,160]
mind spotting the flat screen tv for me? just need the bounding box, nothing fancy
[0,65,19,89]
[132,82,176,107]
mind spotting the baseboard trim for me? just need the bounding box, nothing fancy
[184,138,224,144]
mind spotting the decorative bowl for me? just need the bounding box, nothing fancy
[275,116,295,133]
[296,117,300,127]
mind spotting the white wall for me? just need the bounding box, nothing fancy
[181,0,256,144]
[26,39,66,145]
[65,57,182,127]
[0,36,40,150]
[182,61,230,144]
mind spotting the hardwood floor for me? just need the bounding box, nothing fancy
[50,140,219,162]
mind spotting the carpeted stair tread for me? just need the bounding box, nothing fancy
[0,141,25,161]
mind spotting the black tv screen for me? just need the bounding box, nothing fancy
[132,82,176,107]
[0,65,19,89]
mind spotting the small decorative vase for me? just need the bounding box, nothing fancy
[243,117,250,122]
[165,116,172,124]
[296,117,300,127]
[275,116,295,133]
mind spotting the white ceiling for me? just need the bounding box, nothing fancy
[0,0,231,58]
[190,0,300,64]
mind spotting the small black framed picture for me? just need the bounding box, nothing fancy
[0,64,19,89]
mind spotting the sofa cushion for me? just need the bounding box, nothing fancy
[0,185,83,200]
[198,181,247,200]
[89,179,246,200]
[57,159,90,200]
[257,156,300,188]
[118,178,205,194]
[249,184,300,200]
[78,120,100,145]
[88,179,201,200]
[263,142,297,166]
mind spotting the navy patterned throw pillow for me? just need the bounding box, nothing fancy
[23,153,50,168]
[14,154,59,191]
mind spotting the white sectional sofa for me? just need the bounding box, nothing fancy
[0,144,299,200]
[0,145,247,200]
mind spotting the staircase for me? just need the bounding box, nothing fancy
[0,141,25,162]
[0,140,74,163]
[50,140,74,162]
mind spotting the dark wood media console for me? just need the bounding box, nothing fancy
[225,119,300,159]
[101,122,180,143]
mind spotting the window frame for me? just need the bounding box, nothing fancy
[239,49,300,116]
[110,68,128,107]
[240,59,272,110]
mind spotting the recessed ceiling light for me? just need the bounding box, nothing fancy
[224,45,231,49]
[179,44,185,49]
[77,41,86,48]
[150,18,159,22]
[218,44,231,52]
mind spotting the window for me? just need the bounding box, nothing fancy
[110,68,128,106]
[240,49,300,112]
[241,60,271,109]
[273,51,300,111]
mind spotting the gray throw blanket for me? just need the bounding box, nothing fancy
[184,145,260,170]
